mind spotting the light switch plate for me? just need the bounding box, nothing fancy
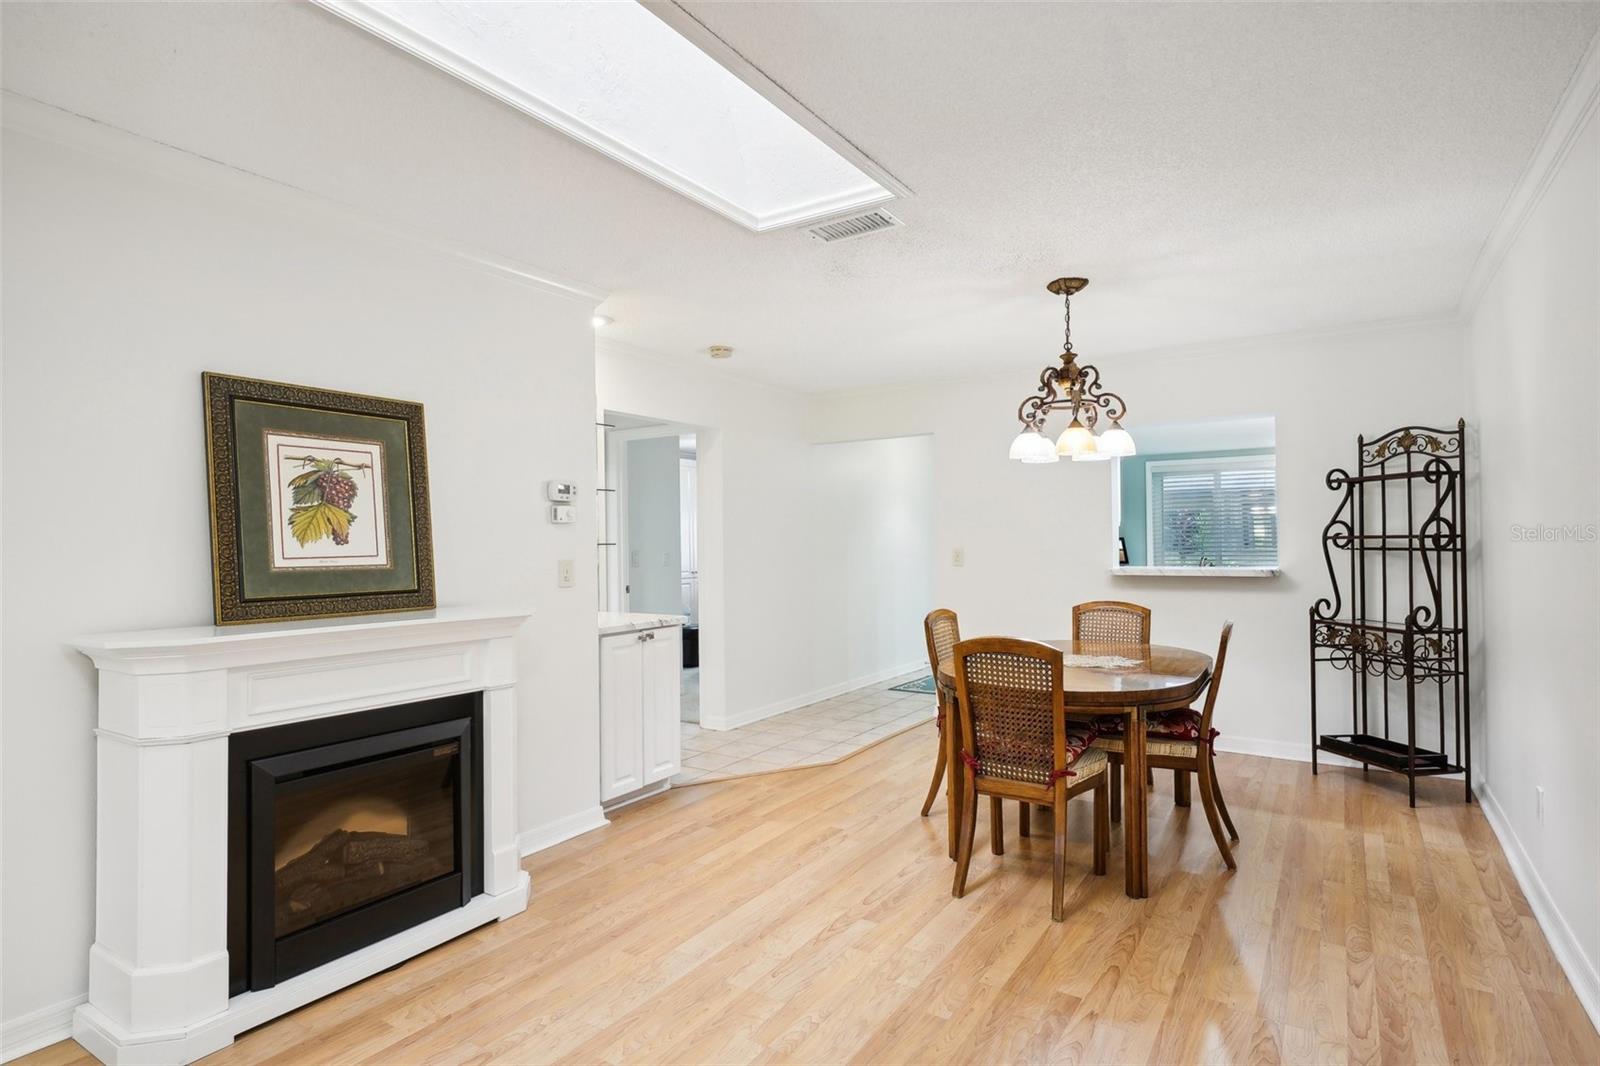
[952,548,965,567]
[550,504,575,524]
[557,559,575,588]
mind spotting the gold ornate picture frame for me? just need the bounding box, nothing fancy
[203,372,436,625]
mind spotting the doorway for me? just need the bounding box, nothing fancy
[600,412,705,723]
[677,435,700,722]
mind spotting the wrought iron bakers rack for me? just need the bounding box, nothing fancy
[1310,420,1471,806]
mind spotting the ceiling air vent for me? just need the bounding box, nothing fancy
[805,209,902,243]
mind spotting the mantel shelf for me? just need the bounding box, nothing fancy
[71,605,533,673]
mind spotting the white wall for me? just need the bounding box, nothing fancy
[810,318,1466,759]
[808,436,937,687]
[597,346,935,729]
[1463,98,1600,1017]
[0,114,603,1042]
[624,436,683,615]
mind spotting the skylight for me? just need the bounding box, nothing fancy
[316,1,897,231]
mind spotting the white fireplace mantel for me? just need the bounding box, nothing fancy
[69,606,533,1065]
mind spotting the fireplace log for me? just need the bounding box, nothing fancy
[342,831,430,866]
[274,827,439,933]
[276,829,432,891]
[276,829,356,890]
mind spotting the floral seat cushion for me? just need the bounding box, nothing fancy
[1094,708,1203,739]
[965,726,1100,783]
[1064,727,1099,760]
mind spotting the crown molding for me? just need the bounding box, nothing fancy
[1,91,609,306]
[315,0,901,234]
[1458,28,1600,315]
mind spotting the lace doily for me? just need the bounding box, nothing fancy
[1063,653,1141,669]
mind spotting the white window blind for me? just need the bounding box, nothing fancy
[1148,456,1278,567]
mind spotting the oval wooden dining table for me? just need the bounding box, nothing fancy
[936,640,1212,899]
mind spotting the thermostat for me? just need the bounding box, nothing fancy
[546,481,577,503]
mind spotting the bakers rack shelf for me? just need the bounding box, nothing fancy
[1309,420,1471,805]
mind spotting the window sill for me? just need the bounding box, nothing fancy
[1111,565,1280,578]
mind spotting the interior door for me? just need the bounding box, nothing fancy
[641,627,682,783]
[599,633,644,800]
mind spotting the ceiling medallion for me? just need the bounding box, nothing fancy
[1008,277,1136,464]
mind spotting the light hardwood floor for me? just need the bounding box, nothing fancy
[24,723,1600,1065]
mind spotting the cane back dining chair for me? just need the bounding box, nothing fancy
[1093,621,1239,869]
[950,637,1110,921]
[920,609,960,818]
[925,610,1042,849]
[1072,600,1152,645]
[1072,600,1155,810]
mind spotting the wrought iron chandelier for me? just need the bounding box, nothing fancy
[1008,277,1136,464]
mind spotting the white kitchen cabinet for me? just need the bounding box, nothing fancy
[599,623,681,802]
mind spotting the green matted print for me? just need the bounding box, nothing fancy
[203,372,436,624]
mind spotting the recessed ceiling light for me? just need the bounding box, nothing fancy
[315,1,898,232]
[592,315,613,329]
[708,346,734,360]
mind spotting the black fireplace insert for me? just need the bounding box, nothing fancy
[228,693,484,994]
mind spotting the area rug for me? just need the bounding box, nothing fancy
[888,675,937,694]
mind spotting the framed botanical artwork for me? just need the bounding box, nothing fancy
[203,372,436,625]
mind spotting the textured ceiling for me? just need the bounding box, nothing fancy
[5,2,1597,392]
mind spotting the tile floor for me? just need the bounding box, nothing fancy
[680,666,700,723]
[673,671,936,785]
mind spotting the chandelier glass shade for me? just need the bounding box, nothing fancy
[1010,277,1136,464]
[1056,418,1096,458]
[1007,426,1059,463]
[1098,421,1136,457]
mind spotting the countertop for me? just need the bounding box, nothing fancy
[598,611,688,637]
[1112,565,1280,578]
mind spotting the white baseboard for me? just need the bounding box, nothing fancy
[10,807,613,1063]
[1476,780,1600,1034]
[1,994,85,1063]
[1214,732,1362,769]
[1215,733,1474,777]
[601,780,672,814]
[702,659,924,732]
[71,880,528,1066]
[517,805,609,857]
